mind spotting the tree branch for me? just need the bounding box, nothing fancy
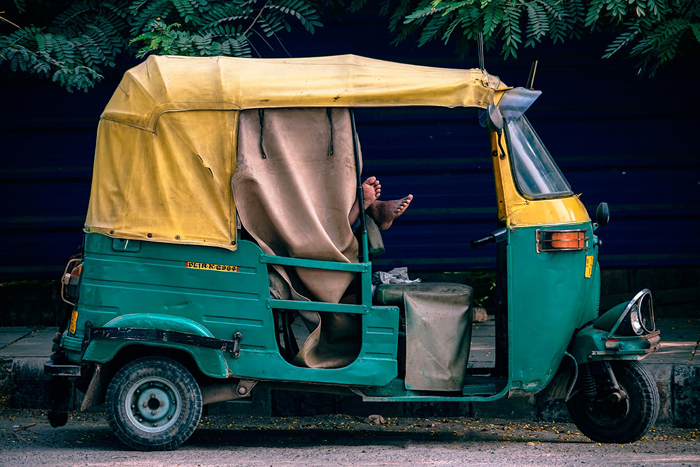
[0,12,21,29]
[242,0,271,37]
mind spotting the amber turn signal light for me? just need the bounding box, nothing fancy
[551,231,586,249]
[536,229,588,253]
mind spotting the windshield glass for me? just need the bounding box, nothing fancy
[505,115,572,199]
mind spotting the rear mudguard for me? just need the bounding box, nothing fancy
[82,313,232,378]
[536,352,578,404]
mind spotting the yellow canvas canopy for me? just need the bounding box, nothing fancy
[86,55,507,251]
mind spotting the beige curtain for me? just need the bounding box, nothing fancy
[233,108,362,368]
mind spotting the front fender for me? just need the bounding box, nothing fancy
[569,302,660,364]
[82,313,231,378]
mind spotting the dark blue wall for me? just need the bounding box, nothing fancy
[1,14,699,278]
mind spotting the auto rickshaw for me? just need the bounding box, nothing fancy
[46,55,660,451]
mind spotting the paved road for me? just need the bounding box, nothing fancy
[0,409,698,467]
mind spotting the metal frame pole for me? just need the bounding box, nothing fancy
[349,109,372,305]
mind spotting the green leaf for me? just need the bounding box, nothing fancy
[691,23,700,44]
[585,0,605,28]
[13,0,26,14]
[603,22,641,57]
[417,11,451,46]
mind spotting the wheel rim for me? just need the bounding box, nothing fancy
[124,376,182,433]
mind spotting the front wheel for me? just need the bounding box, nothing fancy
[105,356,203,451]
[567,361,659,443]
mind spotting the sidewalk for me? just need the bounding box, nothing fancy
[1,319,698,426]
[640,318,700,427]
[0,327,57,409]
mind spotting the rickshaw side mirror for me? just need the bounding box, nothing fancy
[485,104,504,133]
[596,202,610,227]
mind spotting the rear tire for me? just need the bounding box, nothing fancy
[105,356,202,451]
[567,361,659,443]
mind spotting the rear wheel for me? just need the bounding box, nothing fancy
[567,361,659,443]
[105,356,202,451]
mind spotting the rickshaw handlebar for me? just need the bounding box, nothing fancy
[471,228,508,248]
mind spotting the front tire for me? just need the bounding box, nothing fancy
[105,356,203,451]
[567,361,659,443]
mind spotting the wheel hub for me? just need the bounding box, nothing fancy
[125,376,181,433]
[586,385,631,427]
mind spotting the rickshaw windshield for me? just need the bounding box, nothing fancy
[505,115,572,199]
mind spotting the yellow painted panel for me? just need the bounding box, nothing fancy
[492,131,591,227]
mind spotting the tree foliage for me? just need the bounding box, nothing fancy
[2,0,696,92]
[333,0,699,76]
[0,0,322,91]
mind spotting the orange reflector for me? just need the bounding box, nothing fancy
[551,231,585,249]
[71,263,83,277]
[69,310,78,334]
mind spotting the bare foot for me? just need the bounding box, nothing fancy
[349,177,382,225]
[362,176,381,209]
[368,194,413,230]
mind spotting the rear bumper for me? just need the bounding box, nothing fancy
[44,360,82,377]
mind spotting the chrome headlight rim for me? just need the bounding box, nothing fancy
[621,289,655,336]
[637,289,655,333]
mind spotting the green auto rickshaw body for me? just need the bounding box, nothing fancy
[64,212,656,401]
[48,56,660,446]
[68,233,399,387]
[506,222,598,394]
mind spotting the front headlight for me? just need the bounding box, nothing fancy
[629,303,643,335]
[619,289,655,336]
